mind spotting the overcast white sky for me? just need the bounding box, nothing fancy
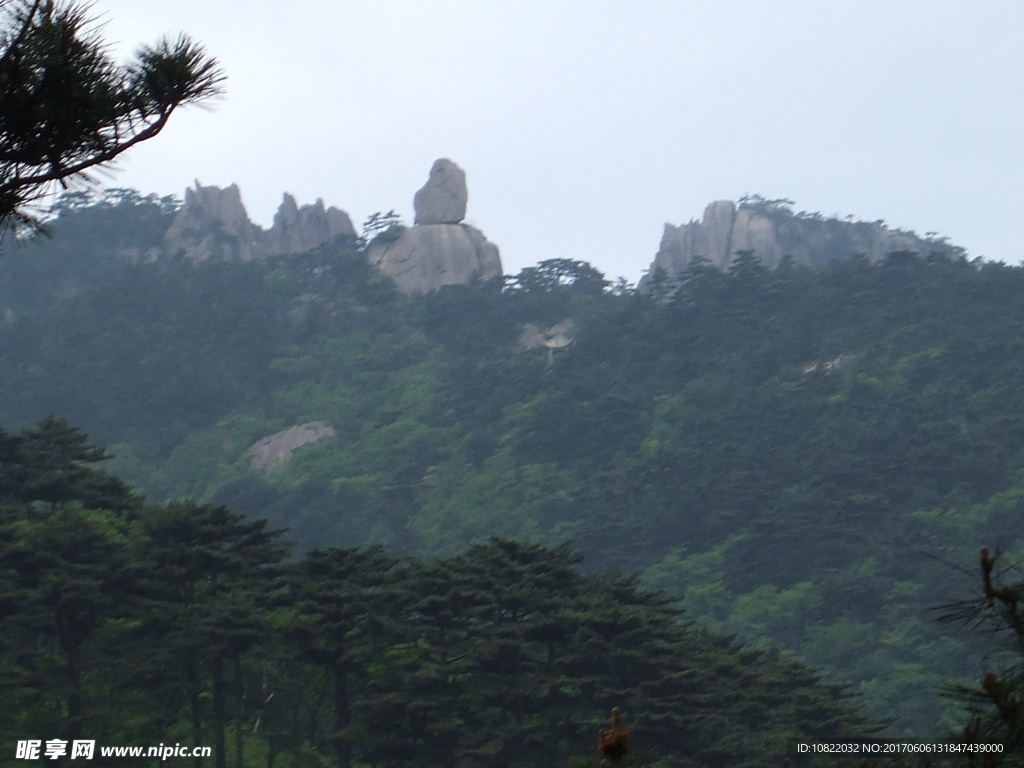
[90,1,1024,282]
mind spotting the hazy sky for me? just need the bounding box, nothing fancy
[88,1,1023,281]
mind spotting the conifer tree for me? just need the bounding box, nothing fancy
[288,545,398,768]
[0,0,224,234]
[3,417,139,514]
[943,547,1024,764]
[0,504,130,743]
[129,500,288,768]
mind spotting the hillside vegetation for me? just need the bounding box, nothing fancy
[0,424,879,766]
[3,193,1023,740]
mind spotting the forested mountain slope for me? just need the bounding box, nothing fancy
[2,194,1021,737]
[0,424,880,766]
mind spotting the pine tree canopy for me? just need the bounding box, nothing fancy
[0,0,224,235]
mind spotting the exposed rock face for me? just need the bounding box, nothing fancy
[163,182,355,262]
[160,163,498,294]
[248,421,336,472]
[518,318,574,351]
[163,183,262,261]
[264,193,356,257]
[367,224,501,295]
[364,159,501,294]
[413,158,467,225]
[803,353,854,375]
[642,199,961,288]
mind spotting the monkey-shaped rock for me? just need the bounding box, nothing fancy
[413,158,467,225]
[367,158,502,294]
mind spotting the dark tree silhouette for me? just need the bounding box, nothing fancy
[0,0,224,234]
[942,547,1024,764]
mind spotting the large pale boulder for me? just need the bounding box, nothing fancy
[519,318,574,351]
[367,224,501,295]
[248,421,336,471]
[413,158,467,225]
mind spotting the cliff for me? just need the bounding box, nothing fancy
[642,197,963,289]
[162,182,357,262]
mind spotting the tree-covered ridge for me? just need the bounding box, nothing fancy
[0,421,879,768]
[3,194,1024,735]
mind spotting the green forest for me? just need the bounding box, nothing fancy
[4,192,1024,765]
[0,424,879,767]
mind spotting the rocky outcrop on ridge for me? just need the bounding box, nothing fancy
[264,193,356,257]
[368,224,501,295]
[414,158,468,225]
[163,183,263,262]
[163,182,356,262]
[160,166,499,296]
[366,159,502,294]
[643,197,962,288]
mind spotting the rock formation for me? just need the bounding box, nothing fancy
[248,421,336,472]
[367,224,501,295]
[163,183,263,262]
[159,162,499,294]
[642,198,962,289]
[518,319,574,351]
[413,158,467,225]
[264,193,356,257]
[366,159,502,294]
[163,182,355,262]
